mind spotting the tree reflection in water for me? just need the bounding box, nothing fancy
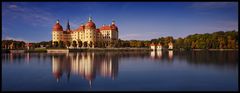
[2,51,238,88]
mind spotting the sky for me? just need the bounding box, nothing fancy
[2,2,238,42]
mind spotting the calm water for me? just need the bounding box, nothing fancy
[2,51,238,91]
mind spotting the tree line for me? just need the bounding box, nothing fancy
[2,40,25,49]
[2,30,238,49]
[174,30,238,49]
[109,30,238,49]
[2,40,51,50]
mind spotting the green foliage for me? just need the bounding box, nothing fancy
[78,40,82,47]
[89,41,93,47]
[2,40,26,49]
[175,30,238,49]
[53,41,58,48]
[84,41,88,47]
[72,41,77,47]
[2,31,238,49]
[59,41,65,48]
[66,41,71,47]
[147,30,238,49]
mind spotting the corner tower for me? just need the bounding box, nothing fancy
[52,20,63,45]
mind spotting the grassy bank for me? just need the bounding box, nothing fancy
[88,48,151,51]
[26,48,47,53]
[69,48,151,52]
[207,49,238,51]
[176,49,239,51]
[2,49,10,53]
[2,48,238,53]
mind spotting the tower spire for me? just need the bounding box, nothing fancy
[56,19,59,23]
[112,20,115,25]
[88,16,92,22]
[66,19,70,31]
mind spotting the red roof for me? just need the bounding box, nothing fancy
[157,43,162,46]
[77,25,85,31]
[52,23,63,31]
[110,24,118,31]
[85,21,96,29]
[100,24,118,31]
[96,29,100,33]
[100,25,111,30]
[26,43,32,47]
[63,30,73,34]
[150,43,155,46]
[72,29,78,32]
[150,43,163,46]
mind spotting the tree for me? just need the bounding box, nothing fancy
[150,39,158,44]
[48,41,53,48]
[101,41,105,47]
[84,41,88,47]
[143,41,150,48]
[175,38,184,49]
[78,40,82,47]
[66,41,71,48]
[59,41,64,48]
[53,41,58,48]
[140,41,145,47]
[94,42,98,47]
[218,37,226,49]
[89,41,93,47]
[72,41,77,47]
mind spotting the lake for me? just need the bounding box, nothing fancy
[2,50,238,91]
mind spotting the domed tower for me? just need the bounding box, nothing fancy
[85,17,96,48]
[76,24,85,47]
[85,17,96,29]
[110,20,118,41]
[110,20,118,31]
[52,20,63,45]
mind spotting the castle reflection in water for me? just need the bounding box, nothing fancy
[51,51,174,85]
[2,50,238,88]
[51,52,119,87]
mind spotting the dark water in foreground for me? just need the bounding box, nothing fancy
[2,51,238,91]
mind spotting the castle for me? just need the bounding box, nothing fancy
[52,17,119,48]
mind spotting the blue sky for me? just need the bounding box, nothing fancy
[2,2,238,42]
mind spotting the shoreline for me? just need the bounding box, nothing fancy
[2,48,238,53]
[192,49,238,51]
